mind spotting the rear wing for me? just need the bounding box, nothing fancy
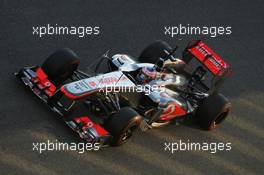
[183,40,231,77]
[182,40,232,93]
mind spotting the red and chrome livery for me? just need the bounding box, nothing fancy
[187,40,231,76]
[15,40,232,147]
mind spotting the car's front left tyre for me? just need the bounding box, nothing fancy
[104,107,142,146]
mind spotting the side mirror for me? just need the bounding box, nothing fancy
[163,45,178,62]
[155,58,164,72]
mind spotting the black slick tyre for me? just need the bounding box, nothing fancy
[138,41,172,64]
[196,93,231,130]
[41,48,80,85]
[105,107,142,146]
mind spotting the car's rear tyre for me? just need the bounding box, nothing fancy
[138,40,172,64]
[196,93,231,130]
[104,107,142,146]
[41,48,80,85]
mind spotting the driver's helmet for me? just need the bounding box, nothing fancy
[137,66,157,83]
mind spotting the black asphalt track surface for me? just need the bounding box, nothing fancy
[0,1,263,175]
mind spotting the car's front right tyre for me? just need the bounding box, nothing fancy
[41,48,80,85]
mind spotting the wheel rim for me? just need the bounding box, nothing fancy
[121,129,133,141]
[211,108,230,129]
[215,112,228,125]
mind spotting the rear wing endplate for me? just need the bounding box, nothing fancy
[183,40,232,77]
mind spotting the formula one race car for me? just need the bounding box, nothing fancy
[15,40,232,147]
